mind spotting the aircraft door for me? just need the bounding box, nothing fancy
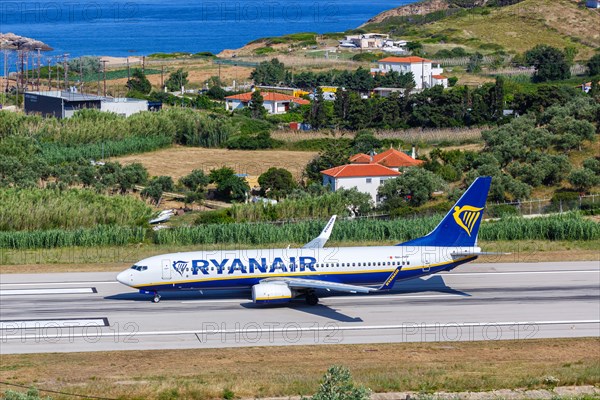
[162,259,172,280]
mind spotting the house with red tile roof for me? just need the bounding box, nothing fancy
[373,56,447,90]
[321,164,400,204]
[225,91,309,114]
[371,148,424,170]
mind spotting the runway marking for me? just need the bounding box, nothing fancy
[0,281,115,287]
[0,288,97,296]
[0,318,109,330]
[1,320,598,340]
[451,270,599,276]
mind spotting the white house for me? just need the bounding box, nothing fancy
[341,33,389,49]
[225,91,309,114]
[374,56,447,90]
[321,164,400,204]
[100,98,148,117]
[586,0,599,8]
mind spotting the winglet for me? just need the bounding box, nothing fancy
[302,215,337,249]
[377,267,402,291]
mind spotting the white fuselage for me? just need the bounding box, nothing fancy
[117,245,479,292]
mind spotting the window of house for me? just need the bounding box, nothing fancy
[366,178,372,183]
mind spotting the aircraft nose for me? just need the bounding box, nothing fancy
[116,270,131,286]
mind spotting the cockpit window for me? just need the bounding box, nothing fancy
[130,265,148,271]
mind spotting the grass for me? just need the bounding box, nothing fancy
[0,240,597,273]
[271,127,485,147]
[112,145,317,180]
[0,339,598,399]
[363,0,599,59]
[0,189,151,231]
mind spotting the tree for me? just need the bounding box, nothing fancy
[258,167,296,199]
[209,167,249,202]
[179,169,209,204]
[165,68,189,92]
[378,167,445,208]
[248,90,267,119]
[305,88,328,129]
[68,56,101,76]
[588,54,600,76]
[250,58,286,86]
[525,45,570,82]
[351,130,381,154]
[141,176,174,205]
[568,168,599,193]
[312,365,370,400]
[304,140,353,183]
[491,76,505,120]
[466,52,484,73]
[126,69,152,94]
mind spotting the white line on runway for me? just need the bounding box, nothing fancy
[450,270,599,276]
[0,281,115,287]
[2,320,598,340]
[0,318,108,330]
[0,288,96,296]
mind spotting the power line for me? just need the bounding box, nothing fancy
[0,381,117,400]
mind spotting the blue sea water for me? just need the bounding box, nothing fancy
[1,0,413,58]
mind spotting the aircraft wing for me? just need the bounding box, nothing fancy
[260,266,403,294]
[302,215,337,249]
[260,277,377,294]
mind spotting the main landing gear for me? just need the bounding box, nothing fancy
[152,293,161,303]
[305,291,319,306]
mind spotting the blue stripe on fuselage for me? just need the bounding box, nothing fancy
[136,257,476,292]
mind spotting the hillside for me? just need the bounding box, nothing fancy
[362,0,600,58]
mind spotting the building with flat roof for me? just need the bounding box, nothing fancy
[24,91,150,119]
[374,57,447,90]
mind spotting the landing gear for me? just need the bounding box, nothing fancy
[305,291,319,306]
[152,293,161,303]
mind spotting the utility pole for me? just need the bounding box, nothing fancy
[127,57,130,80]
[79,57,84,92]
[160,65,164,89]
[46,57,53,90]
[63,53,69,91]
[142,56,145,73]
[101,59,108,97]
[56,56,61,91]
[2,48,8,98]
[36,48,41,91]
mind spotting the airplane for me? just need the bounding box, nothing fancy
[117,176,492,305]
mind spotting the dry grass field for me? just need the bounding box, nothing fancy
[1,339,598,399]
[112,146,317,180]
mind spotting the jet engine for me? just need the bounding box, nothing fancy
[252,282,293,304]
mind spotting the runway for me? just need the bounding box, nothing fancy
[1,261,598,354]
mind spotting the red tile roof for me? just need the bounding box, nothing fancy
[321,164,400,178]
[378,56,432,64]
[432,75,447,79]
[372,148,424,168]
[225,91,309,105]
[349,153,372,163]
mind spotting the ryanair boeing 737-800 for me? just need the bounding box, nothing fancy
[117,176,493,305]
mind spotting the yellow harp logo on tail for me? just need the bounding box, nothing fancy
[452,205,483,236]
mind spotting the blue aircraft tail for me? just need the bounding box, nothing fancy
[397,176,492,247]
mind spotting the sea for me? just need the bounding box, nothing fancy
[1,0,413,59]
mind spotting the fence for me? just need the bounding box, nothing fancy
[486,194,600,218]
